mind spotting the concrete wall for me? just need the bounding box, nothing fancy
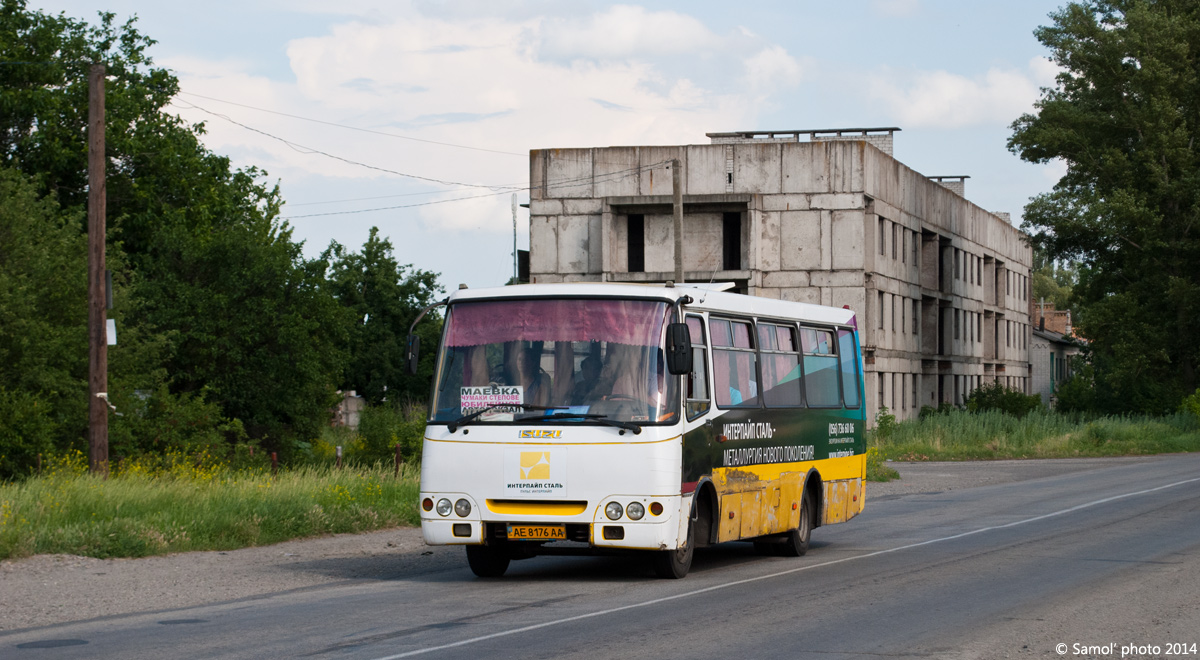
[529,138,1033,425]
[1031,333,1081,407]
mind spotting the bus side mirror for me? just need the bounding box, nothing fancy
[665,323,692,375]
[406,334,421,375]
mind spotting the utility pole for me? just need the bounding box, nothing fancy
[672,159,684,284]
[87,63,108,476]
[511,193,518,284]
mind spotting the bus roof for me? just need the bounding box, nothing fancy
[448,282,856,327]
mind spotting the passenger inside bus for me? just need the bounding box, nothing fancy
[503,341,551,407]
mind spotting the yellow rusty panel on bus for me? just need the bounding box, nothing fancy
[763,480,804,536]
[852,479,866,517]
[782,479,804,530]
[711,467,763,494]
[822,478,864,525]
[741,490,764,538]
[715,472,810,541]
[822,479,849,525]
[719,494,742,542]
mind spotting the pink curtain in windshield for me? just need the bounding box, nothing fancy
[445,299,667,347]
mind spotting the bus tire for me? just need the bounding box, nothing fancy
[653,514,694,579]
[780,492,812,557]
[466,545,510,578]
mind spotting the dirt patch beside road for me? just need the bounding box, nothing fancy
[0,456,1165,632]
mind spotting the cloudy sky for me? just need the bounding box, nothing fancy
[36,0,1065,291]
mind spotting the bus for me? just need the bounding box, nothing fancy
[409,282,866,578]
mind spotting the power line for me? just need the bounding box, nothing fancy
[175,90,671,171]
[282,190,516,219]
[173,99,527,192]
[169,98,674,219]
[177,98,653,194]
[176,90,528,158]
[279,160,673,220]
[289,189,455,207]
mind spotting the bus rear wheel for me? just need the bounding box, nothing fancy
[466,545,510,578]
[653,514,694,579]
[779,493,812,557]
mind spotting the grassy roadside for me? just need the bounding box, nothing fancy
[0,452,420,561]
[7,411,1197,558]
[869,409,1200,469]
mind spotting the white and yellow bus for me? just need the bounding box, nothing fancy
[410,282,866,578]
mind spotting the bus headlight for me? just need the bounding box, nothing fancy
[436,498,453,516]
[454,498,472,517]
[626,502,645,520]
[605,502,624,520]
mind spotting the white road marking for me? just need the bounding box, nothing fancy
[372,475,1200,660]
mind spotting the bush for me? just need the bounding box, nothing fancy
[1180,388,1200,422]
[963,381,1043,418]
[872,406,898,440]
[358,402,425,465]
[1055,360,1097,413]
[310,402,426,467]
[108,386,246,461]
[865,446,899,482]
[919,402,960,420]
[0,389,59,479]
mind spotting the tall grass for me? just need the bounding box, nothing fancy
[873,409,1200,461]
[0,450,420,561]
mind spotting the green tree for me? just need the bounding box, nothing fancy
[1031,248,1078,313]
[323,228,443,404]
[1009,0,1200,414]
[0,168,85,475]
[1,1,348,452]
[0,167,179,476]
[135,220,348,445]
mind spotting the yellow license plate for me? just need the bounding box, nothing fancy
[507,524,566,540]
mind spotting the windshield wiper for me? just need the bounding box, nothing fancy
[514,412,642,435]
[447,404,550,433]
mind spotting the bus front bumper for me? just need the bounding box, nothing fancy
[422,518,682,551]
[421,493,688,551]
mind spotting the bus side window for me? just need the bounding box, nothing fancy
[712,318,759,408]
[685,316,709,419]
[837,328,862,409]
[759,323,802,407]
[801,326,841,407]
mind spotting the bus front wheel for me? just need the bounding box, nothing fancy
[779,493,812,557]
[466,545,510,578]
[653,513,695,579]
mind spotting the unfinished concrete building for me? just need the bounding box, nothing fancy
[527,128,1033,422]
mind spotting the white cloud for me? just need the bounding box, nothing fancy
[166,4,803,235]
[870,0,920,18]
[868,65,1041,128]
[535,5,721,60]
[744,46,805,94]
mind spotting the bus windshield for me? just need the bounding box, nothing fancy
[430,298,679,425]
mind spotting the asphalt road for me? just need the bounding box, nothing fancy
[6,454,1200,660]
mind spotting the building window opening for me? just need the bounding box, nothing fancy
[722,212,741,271]
[627,214,645,273]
